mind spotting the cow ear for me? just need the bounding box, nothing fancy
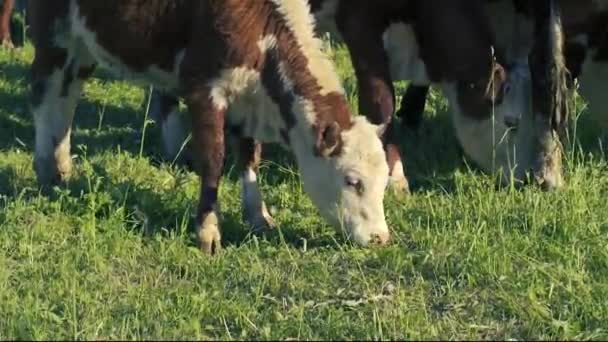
[314,121,343,158]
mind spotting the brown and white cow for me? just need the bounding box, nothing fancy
[153,0,533,194]
[28,0,393,253]
[397,0,572,190]
[0,0,14,48]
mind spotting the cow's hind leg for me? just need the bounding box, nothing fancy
[336,5,410,194]
[237,137,274,233]
[396,84,429,129]
[31,45,95,186]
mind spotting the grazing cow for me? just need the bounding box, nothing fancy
[397,0,571,190]
[0,0,14,48]
[153,0,530,193]
[28,0,392,253]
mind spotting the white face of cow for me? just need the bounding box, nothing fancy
[442,62,560,187]
[296,116,390,246]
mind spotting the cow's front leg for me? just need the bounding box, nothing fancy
[336,9,410,194]
[237,137,274,233]
[185,89,226,255]
[396,84,429,129]
[528,0,567,191]
[0,0,14,49]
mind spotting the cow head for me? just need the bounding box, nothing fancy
[442,52,560,189]
[294,116,390,246]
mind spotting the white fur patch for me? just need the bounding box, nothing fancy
[269,0,344,95]
[257,35,278,52]
[502,59,531,126]
[443,78,536,186]
[382,23,430,85]
[206,68,288,144]
[208,67,261,110]
[161,110,189,161]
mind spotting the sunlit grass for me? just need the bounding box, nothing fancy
[0,42,607,340]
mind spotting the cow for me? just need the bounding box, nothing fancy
[397,0,573,190]
[0,0,14,48]
[152,0,540,194]
[28,0,393,254]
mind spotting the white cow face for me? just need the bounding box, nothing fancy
[443,62,564,189]
[297,116,391,246]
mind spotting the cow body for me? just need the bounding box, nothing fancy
[155,0,529,193]
[29,0,392,252]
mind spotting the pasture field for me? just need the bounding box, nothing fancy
[0,42,607,340]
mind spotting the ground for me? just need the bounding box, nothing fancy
[0,40,607,340]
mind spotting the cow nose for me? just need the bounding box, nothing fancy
[369,231,390,246]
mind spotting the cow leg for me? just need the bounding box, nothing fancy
[185,89,225,255]
[237,137,274,233]
[528,0,568,191]
[31,45,95,186]
[336,9,410,194]
[149,91,192,165]
[0,0,14,48]
[396,84,430,129]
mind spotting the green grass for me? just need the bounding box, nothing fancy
[1,42,608,340]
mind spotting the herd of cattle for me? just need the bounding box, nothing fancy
[0,0,606,254]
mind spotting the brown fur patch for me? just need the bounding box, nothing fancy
[0,0,14,45]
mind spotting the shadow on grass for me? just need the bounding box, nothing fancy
[0,156,340,251]
[0,59,162,151]
[392,108,468,194]
[77,160,342,251]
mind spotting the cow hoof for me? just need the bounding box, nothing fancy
[245,203,275,234]
[388,160,410,195]
[197,212,222,255]
[535,169,564,192]
[34,156,73,187]
[1,39,14,50]
[388,175,410,195]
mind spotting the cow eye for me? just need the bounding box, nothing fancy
[345,175,364,195]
